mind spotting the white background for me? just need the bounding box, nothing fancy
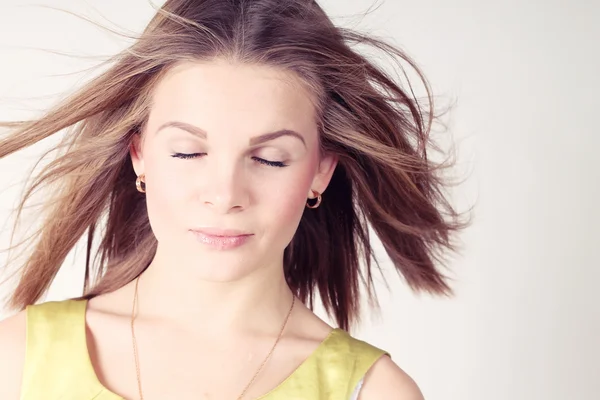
[0,1,598,399]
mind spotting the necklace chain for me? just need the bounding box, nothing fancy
[130,275,295,400]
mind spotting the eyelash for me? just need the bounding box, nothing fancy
[171,153,287,168]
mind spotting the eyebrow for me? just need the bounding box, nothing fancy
[156,121,306,148]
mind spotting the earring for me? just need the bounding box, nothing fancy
[136,174,146,193]
[306,190,322,209]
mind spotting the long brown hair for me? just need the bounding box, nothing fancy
[0,0,469,330]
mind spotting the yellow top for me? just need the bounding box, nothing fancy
[20,299,389,400]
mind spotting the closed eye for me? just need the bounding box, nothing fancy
[252,157,287,168]
[171,152,205,159]
[171,153,287,168]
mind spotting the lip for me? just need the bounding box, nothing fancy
[190,228,253,250]
[190,227,252,237]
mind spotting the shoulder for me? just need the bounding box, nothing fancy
[0,299,87,399]
[0,308,27,400]
[358,354,424,400]
[328,330,423,399]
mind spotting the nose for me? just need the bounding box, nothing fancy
[199,159,249,214]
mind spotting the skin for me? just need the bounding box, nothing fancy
[0,59,423,400]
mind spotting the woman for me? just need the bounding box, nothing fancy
[0,0,465,399]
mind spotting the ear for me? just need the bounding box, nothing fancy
[130,133,145,176]
[309,153,338,197]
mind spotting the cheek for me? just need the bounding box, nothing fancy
[142,155,190,241]
[262,168,314,240]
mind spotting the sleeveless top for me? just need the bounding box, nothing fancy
[20,299,389,400]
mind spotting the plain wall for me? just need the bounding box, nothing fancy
[0,1,598,399]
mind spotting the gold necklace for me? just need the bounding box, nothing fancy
[130,275,296,400]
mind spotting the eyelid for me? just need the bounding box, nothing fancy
[253,146,290,159]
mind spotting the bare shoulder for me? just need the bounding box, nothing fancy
[0,309,27,400]
[358,354,425,400]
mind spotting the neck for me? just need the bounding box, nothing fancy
[134,247,295,337]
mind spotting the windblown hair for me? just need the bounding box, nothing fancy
[0,0,468,330]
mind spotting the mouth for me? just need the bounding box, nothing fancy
[189,228,254,250]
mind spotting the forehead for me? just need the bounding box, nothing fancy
[147,60,319,138]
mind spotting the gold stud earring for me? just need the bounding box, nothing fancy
[136,174,146,193]
[306,190,322,209]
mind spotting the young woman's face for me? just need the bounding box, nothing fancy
[131,60,336,281]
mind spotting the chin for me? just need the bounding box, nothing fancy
[183,253,262,282]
